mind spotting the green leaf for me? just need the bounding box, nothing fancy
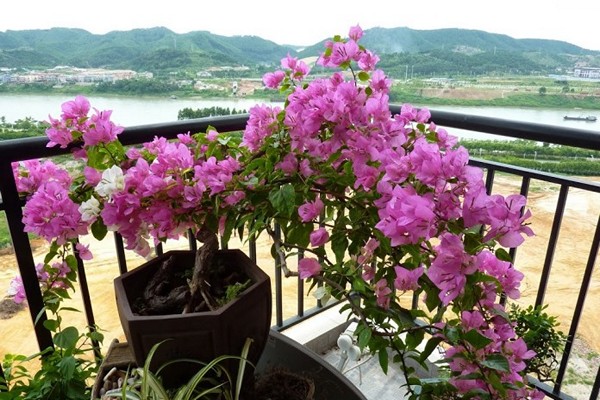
[424,285,441,312]
[495,247,512,262]
[357,71,370,81]
[54,326,80,350]
[485,370,507,397]
[378,349,389,375]
[463,329,493,350]
[268,184,296,218]
[356,324,372,349]
[91,219,108,241]
[331,233,348,264]
[44,242,60,264]
[65,254,78,270]
[58,355,77,380]
[43,319,59,332]
[480,354,510,372]
[88,330,104,343]
[405,329,425,350]
[59,307,81,314]
[418,337,443,364]
[285,222,312,248]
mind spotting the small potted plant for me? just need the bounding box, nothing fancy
[94,338,254,400]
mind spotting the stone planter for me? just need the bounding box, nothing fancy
[113,249,271,388]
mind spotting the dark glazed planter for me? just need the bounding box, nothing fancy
[92,331,367,400]
[257,331,367,400]
[113,249,271,387]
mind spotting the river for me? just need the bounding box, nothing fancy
[1,93,599,140]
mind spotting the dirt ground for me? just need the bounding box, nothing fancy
[0,175,599,396]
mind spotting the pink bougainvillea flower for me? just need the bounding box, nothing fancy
[241,104,281,152]
[348,25,363,41]
[83,109,123,146]
[13,159,71,195]
[281,54,310,80]
[263,70,286,88]
[394,265,424,291]
[61,95,90,119]
[427,233,476,305]
[309,227,329,247]
[484,194,534,247]
[298,197,324,222]
[8,276,26,304]
[298,258,322,279]
[375,279,392,309]
[22,181,88,245]
[76,242,93,261]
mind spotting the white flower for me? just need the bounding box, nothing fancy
[78,197,101,222]
[95,165,125,199]
[313,286,331,304]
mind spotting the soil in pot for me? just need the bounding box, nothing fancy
[252,368,315,400]
[131,231,251,315]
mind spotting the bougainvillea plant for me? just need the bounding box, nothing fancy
[10,25,542,399]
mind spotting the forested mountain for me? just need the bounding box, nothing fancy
[0,27,295,70]
[1,26,598,75]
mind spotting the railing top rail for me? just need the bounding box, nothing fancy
[469,158,600,193]
[423,107,600,151]
[3,107,600,161]
[0,114,250,162]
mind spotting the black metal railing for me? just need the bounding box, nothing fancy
[1,108,599,400]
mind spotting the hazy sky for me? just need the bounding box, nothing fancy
[2,1,599,51]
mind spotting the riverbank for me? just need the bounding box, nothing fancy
[2,74,600,118]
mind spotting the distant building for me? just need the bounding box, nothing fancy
[573,67,600,79]
[7,67,138,85]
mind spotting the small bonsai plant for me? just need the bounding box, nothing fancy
[509,304,567,383]
[9,25,547,399]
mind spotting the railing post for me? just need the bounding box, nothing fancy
[0,162,53,352]
[74,249,102,363]
[535,184,568,307]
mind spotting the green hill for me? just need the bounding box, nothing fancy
[1,26,598,75]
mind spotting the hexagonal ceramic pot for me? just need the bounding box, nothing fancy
[114,249,271,387]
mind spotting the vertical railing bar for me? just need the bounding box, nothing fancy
[535,184,569,307]
[297,248,305,318]
[155,242,163,256]
[589,364,600,400]
[0,163,52,352]
[484,168,496,195]
[74,250,102,363]
[553,214,600,393]
[114,232,128,275]
[188,229,197,252]
[248,234,257,263]
[411,291,419,310]
[314,195,327,310]
[274,223,283,327]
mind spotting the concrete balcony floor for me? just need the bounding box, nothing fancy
[282,304,412,399]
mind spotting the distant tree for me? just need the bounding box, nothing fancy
[177,106,247,120]
[539,86,547,96]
